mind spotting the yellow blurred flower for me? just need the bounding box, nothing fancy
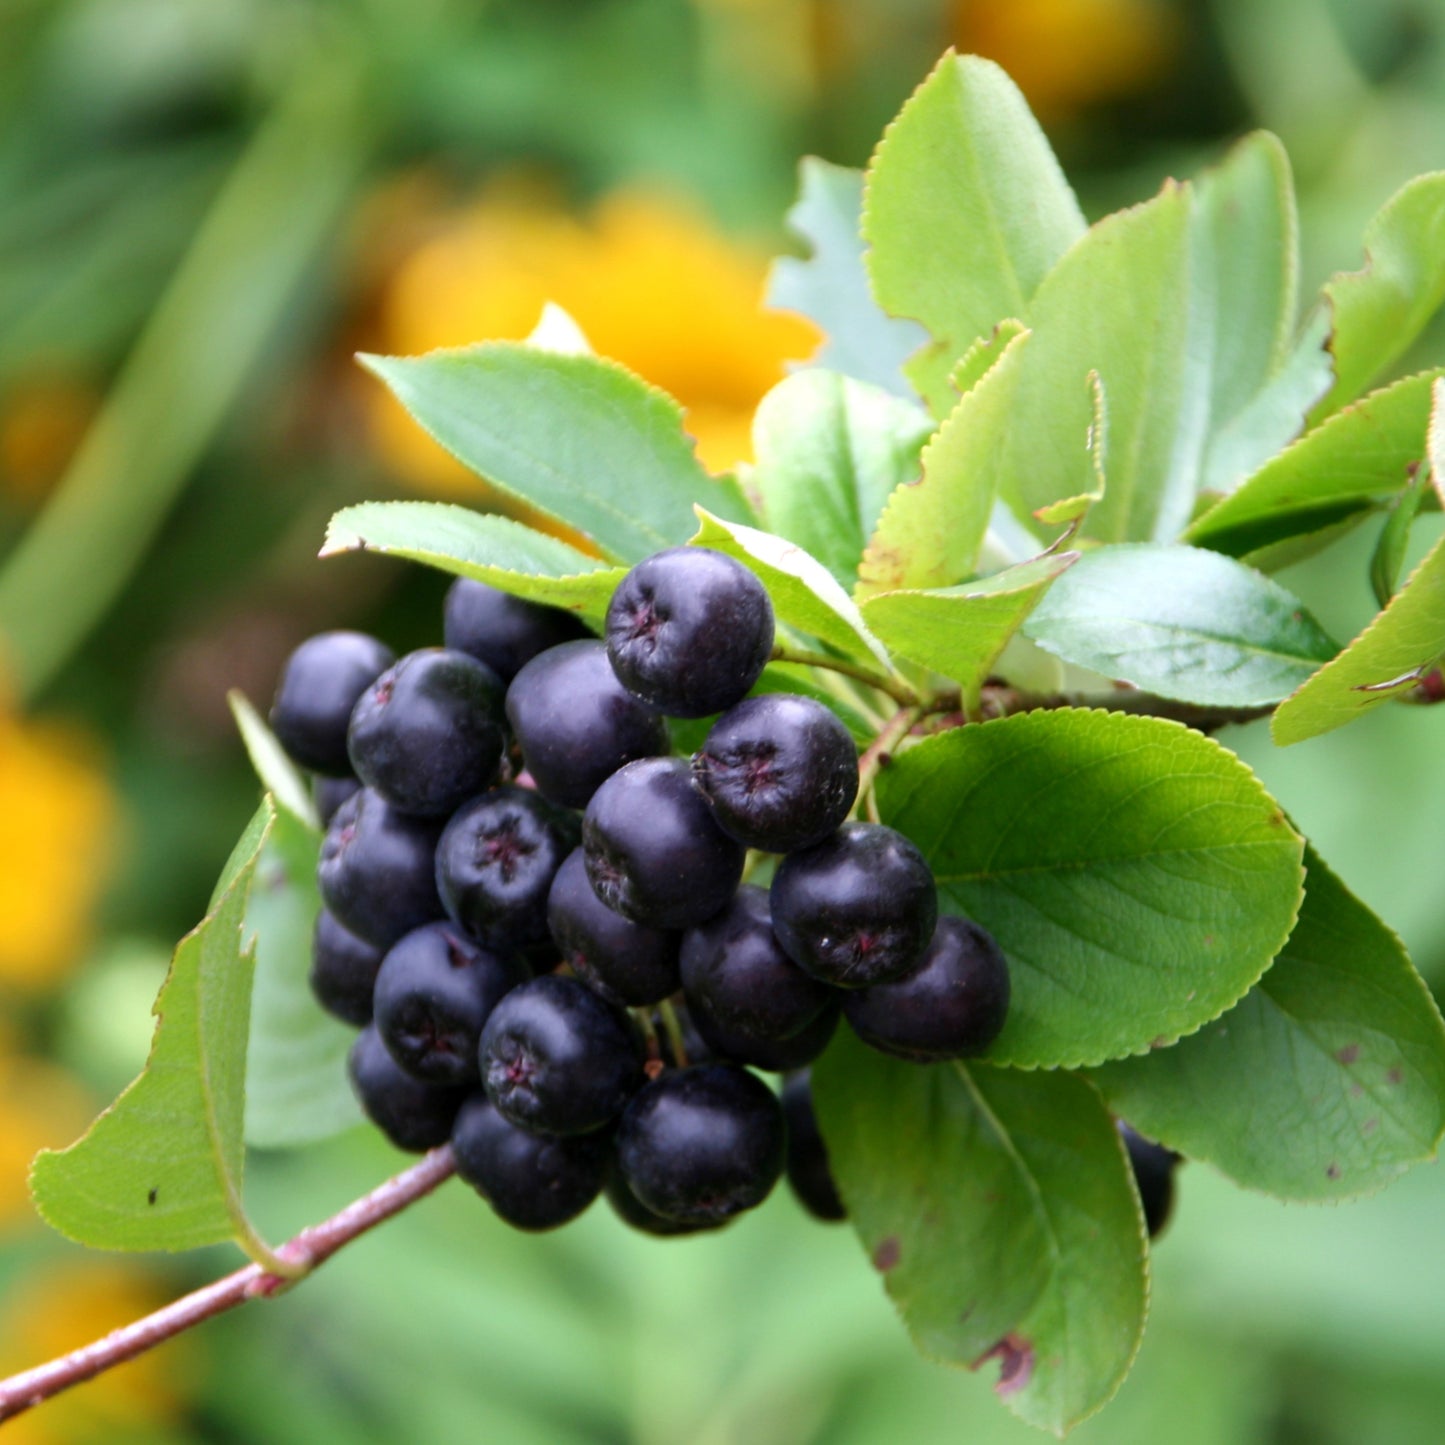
[0,379,98,507]
[0,699,118,991]
[371,185,818,489]
[952,0,1179,119]
[0,1053,93,1232]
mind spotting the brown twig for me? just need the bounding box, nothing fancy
[0,1147,457,1425]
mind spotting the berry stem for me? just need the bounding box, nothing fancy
[0,1146,457,1425]
[978,684,1274,733]
[657,999,690,1069]
[855,704,926,816]
[768,645,918,708]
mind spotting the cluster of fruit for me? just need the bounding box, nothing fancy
[268,546,1020,1235]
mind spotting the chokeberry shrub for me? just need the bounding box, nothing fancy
[20,49,1445,1441]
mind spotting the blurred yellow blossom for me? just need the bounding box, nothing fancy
[0,379,98,507]
[0,1053,93,1231]
[371,185,818,487]
[952,0,1179,119]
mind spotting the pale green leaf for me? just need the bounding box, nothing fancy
[813,1037,1146,1436]
[877,710,1305,1069]
[228,691,318,829]
[1022,544,1339,706]
[1091,846,1445,1200]
[1370,467,1429,609]
[359,344,750,563]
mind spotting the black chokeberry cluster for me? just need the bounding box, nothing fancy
[271,548,1051,1238]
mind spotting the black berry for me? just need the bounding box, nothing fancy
[605,1172,714,1237]
[506,640,668,809]
[582,757,745,929]
[452,1095,610,1231]
[1120,1122,1179,1239]
[317,789,444,949]
[693,694,857,852]
[310,908,384,1027]
[270,631,395,776]
[605,547,774,718]
[615,1064,785,1225]
[547,848,681,1006]
[347,1025,465,1152]
[347,648,507,817]
[480,975,644,1136]
[843,915,1009,1061]
[372,922,527,1085]
[313,774,361,829]
[689,997,840,1072]
[781,1072,845,1222]
[444,578,591,682]
[770,823,936,988]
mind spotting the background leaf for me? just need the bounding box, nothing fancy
[1091,845,1445,1200]
[322,501,624,618]
[228,691,318,829]
[750,370,932,588]
[31,802,277,1257]
[813,1036,1147,1436]
[1022,544,1339,706]
[765,159,925,399]
[360,344,750,563]
[877,710,1305,1069]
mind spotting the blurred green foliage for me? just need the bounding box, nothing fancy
[7,0,1445,1441]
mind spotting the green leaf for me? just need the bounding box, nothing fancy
[1021,544,1339,707]
[359,344,750,564]
[1186,369,1443,559]
[228,690,318,829]
[750,370,932,588]
[1370,466,1429,608]
[689,509,891,669]
[861,552,1077,704]
[857,328,1034,600]
[244,808,362,1149]
[765,159,926,398]
[32,802,281,1262]
[322,502,624,619]
[812,1036,1146,1435]
[1091,845,1445,1200]
[1315,172,1445,418]
[877,710,1305,1069]
[1271,526,1445,744]
[863,52,1085,412]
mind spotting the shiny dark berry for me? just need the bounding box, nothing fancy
[436,788,575,950]
[480,975,644,1136]
[348,1025,465,1152]
[452,1095,610,1231]
[317,789,444,949]
[781,1072,845,1222]
[506,640,668,809]
[313,774,361,829]
[689,996,840,1072]
[310,908,384,1027]
[444,578,591,683]
[616,1064,785,1225]
[547,848,681,1006]
[843,915,1009,1060]
[605,1172,715,1238]
[347,648,507,817]
[372,922,527,1085]
[693,694,857,852]
[270,631,395,776]
[605,548,774,718]
[1120,1122,1180,1239]
[582,757,744,929]
[770,823,936,988]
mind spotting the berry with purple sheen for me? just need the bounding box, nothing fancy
[547,848,681,1006]
[347,1025,466,1153]
[770,822,936,988]
[605,1172,716,1238]
[615,1064,785,1225]
[781,1072,845,1222]
[436,788,575,950]
[506,640,668,809]
[582,757,744,929]
[313,774,361,829]
[480,975,644,1136]
[347,648,507,817]
[317,789,444,950]
[843,915,1009,1061]
[689,997,840,1072]
[693,694,857,852]
[372,922,527,1086]
[605,547,774,718]
[270,631,395,776]
[1119,1122,1180,1239]
[444,578,590,683]
[452,1095,610,1232]
[310,908,384,1027]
